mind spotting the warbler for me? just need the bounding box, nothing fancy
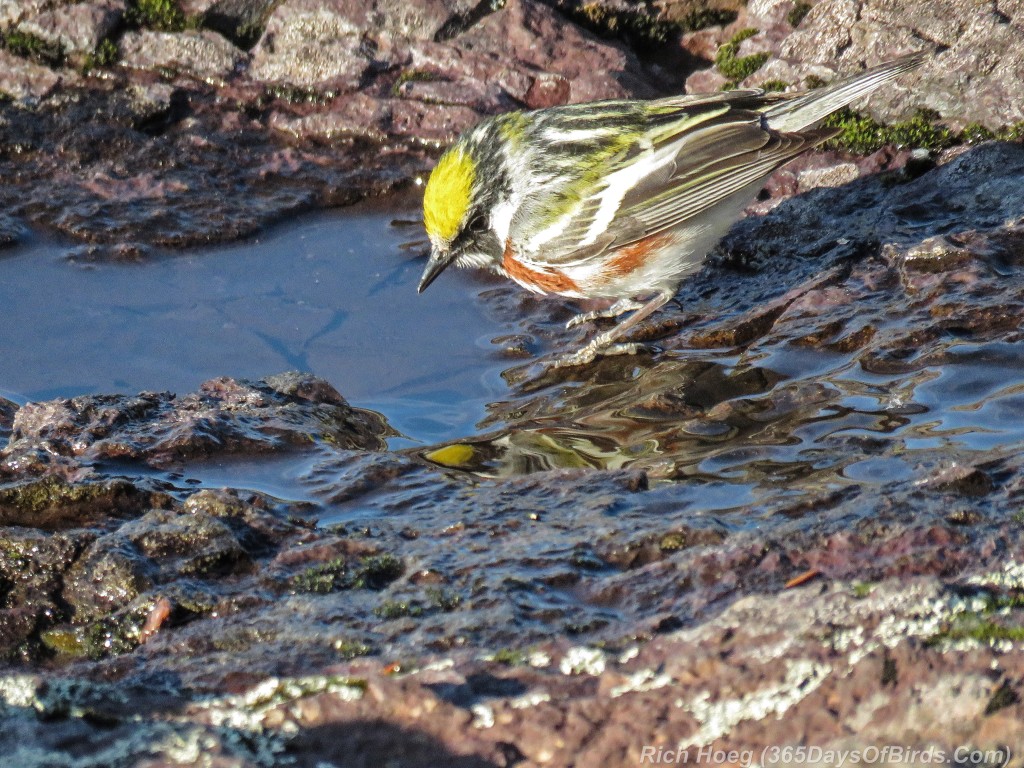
[418,53,926,366]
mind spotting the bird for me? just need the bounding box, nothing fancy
[417,53,927,366]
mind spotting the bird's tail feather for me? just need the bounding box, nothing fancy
[765,52,929,133]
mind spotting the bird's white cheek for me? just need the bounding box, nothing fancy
[490,199,517,244]
[455,251,495,269]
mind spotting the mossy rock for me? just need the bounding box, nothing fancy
[819,108,1024,154]
[290,553,403,594]
[715,28,769,85]
[0,477,164,530]
[1,30,65,67]
[126,0,189,32]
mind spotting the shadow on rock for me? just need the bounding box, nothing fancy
[288,718,509,767]
[0,677,506,768]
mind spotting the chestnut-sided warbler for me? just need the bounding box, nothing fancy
[418,53,926,366]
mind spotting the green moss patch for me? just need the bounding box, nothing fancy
[823,108,1024,154]
[1,30,65,67]
[787,1,813,27]
[760,79,789,92]
[126,0,188,32]
[679,8,737,32]
[0,477,160,530]
[290,553,403,594]
[563,2,683,50]
[926,591,1024,648]
[374,599,423,619]
[82,38,120,72]
[716,28,769,85]
[489,647,529,666]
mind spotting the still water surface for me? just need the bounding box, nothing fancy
[0,205,509,448]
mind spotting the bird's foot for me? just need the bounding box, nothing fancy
[565,299,644,329]
[553,341,651,368]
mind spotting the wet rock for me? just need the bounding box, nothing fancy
[63,536,155,621]
[926,464,995,497]
[3,0,1024,761]
[183,487,310,549]
[0,527,84,658]
[2,372,390,470]
[119,29,246,81]
[0,477,164,530]
[53,505,256,652]
[16,1,124,57]
[120,508,251,578]
[0,396,16,437]
[0,80,421,245]
[0,214,20,248]
[124,80,178,128]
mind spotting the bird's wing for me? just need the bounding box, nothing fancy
[517,102,832,267]
[611,119,835,242]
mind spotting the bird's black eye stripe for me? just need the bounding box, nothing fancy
[468,214,488,233]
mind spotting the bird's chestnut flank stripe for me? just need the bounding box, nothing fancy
[602,231,678,282]
[502,239,579,294]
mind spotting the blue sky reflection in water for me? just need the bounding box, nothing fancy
[0,206,510,447]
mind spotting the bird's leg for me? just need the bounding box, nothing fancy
[555,292,673,367]
[565,298,645,329]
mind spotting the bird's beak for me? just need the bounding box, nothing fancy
[417,247,454,294]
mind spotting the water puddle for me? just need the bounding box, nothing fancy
[0,201,512,448]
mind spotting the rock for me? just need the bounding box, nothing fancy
[252,0,653,107]
[454,0,656,103]
[16,1,125,56]
[0,478,162,530]
[203,0,280,48]
[796,161,861,193]
[0,0,48,31]
[125,81,178,127]
[0,214,20,248]
[0,527,82,657]
[0,82,423,246]
[0,50,66,102]
[752,0,1024,128]
[249,24,368,91]
[180,0,219,16]
[248,0,473,90]
[269,93,483,143]
[63,536,155,620]
[120,508,251,578]
[119,29,246,82]
[2,373,391,470]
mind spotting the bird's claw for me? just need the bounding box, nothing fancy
[565,310,601,329]
[552,342,650,368]
[564,299,645,330]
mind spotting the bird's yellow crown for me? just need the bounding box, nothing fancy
[423,146,475,243]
